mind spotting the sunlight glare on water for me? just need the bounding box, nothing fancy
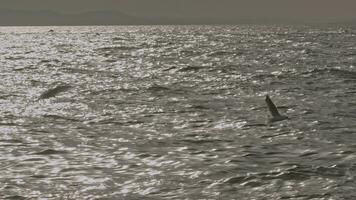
[0,25,356,199]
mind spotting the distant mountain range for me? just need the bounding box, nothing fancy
[0,9,355,26]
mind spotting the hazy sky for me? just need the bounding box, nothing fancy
[1,0,356,21]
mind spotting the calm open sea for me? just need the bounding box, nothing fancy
[0,25,356,199]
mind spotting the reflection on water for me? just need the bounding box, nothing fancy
[0,25,356,199]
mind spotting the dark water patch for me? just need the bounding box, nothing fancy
[345,90,356,95]
[260,132,291,139]
[12,66,30,72]
[301,67,356,80]
[146,84,170,92]
[21,126,52,134]
[179,50,201,56]
[23,157,46,162]
[4,196,27,200]
[96,46,138,52]
[339,150,354,155]
[103,58,118,63]
[138,153,154,159]
[30,174,47,179]
[180,138,229,144]
[341,79,356,84]
[328,68,356,79]
[318,124,356,132]
[252,73,278,80]
[242,123,267,128]
[300,108,314,115]
[59,167,84,173]
[271,164,349,181]
[0,121,18,126]
[268,170,311,181]
[28,79,45,87]
[178,66,206,72]
[85,118,145,126]
[5,56,26,61]
[112,37,125,41]
[314,165,347,178]
[42,114,81,122]
[0,139,27,147]
[62,68,110,76]
[124,120,146,125]
[280,194,329,199]
[34,149,67,155]
[39,59,61,65]
[188,104,211,110]
[0,139,23,143]
[269,81,288,86]
[211,64,241,74]
[299,151,318,157]
[208,51,236,57]
[0,94,16,99]
[162,66,178,72]
[263,151,286,156]
[224,175,253,185]
[241,180,264,187]
[332,112,356,119]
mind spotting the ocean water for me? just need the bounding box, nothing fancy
[0,25,356,199]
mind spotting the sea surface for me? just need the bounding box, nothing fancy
[0,25,356,199]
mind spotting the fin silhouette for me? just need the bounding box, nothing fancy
[38,85,72,100]
[265,95,288,122]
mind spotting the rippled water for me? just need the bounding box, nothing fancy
[0,25,356,199]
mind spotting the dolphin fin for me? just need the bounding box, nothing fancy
[265,95,288,123]
[265,95,282,117]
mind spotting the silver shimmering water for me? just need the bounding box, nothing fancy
[0,25,356,199]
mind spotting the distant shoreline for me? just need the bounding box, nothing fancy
[1,9,355,27]
[1,22,355,27]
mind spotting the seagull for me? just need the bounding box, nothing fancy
[265,95,288,123]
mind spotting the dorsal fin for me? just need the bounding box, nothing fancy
[38,85,72,100]
[265,95,281,117]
